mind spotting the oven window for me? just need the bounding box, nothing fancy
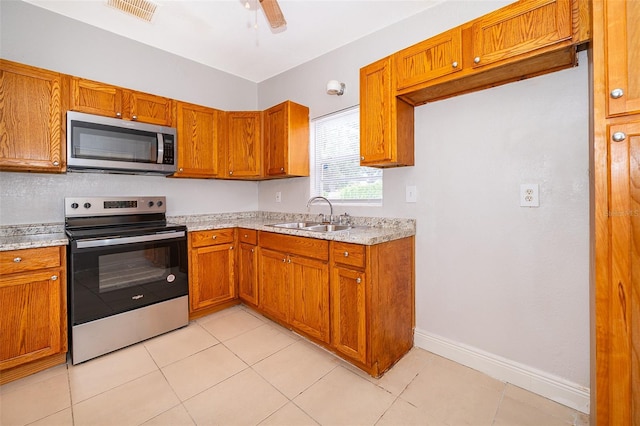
[99,248,169,292]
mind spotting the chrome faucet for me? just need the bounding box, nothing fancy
[306,196,333,223]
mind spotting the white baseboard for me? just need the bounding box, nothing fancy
[414,329,590,414]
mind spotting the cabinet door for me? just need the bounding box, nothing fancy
[128,91,173,126]
[360,57,414,167]
[263,101,310,178]
[264,102,288,176]
[0,271,65,370]
[607,118,640,425]
[70,77,124,118]
[175,102,221,177]
[470,0,572,68]
[395,27,463,91]
[289,255,330,343]
[0,60,64,172]
[190,243,235,312]
[258,248,289,322]
[227,111,262,178]
[238,242,258,306]
[331,266,367,364]
[605,0,640,117]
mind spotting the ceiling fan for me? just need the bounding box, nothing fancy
[256,0,287,29]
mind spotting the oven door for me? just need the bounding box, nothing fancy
[68,230,188,326]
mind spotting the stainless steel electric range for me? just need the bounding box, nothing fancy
[65,196,188,364]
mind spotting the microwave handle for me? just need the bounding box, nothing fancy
[157,134,164,164]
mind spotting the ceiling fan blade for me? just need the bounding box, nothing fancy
[259,0,287,29]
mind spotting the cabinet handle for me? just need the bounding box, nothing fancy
[360,156,365,161]
[229,171,233,175]
[612,132,626,142]
[51,275,58,281]
[452,61,458,68]
[179,168,184,172]
[52,161,60,166]
[610,88,624,99]
[356,277,361,284]
[244,234,248,238]
[251,248,254,253]
[282,258,287,262]
[474,57,480,64]
[212,235,217,239]
[288,258,291,263]
[230,246,234,250]
[132,115,138,121]
[116,112,122,118]
[13,257,22,263]
[344,251,349,257]
[280,167,284,172]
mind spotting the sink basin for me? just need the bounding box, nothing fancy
[303,224,352,232]
[268,222,321,229]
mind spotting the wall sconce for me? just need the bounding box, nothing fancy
[326,80,345,96]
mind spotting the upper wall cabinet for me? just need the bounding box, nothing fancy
[395,27,463,91]
[470,0,572,68]
[69,77,173,126]
[360,56,415,168]
[0,59,65,173]
[263,101,310,178]
[225,111,263,179]
[604,0,640,117]
[173,101,224,178]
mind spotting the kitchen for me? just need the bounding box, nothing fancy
[0,0,597,424]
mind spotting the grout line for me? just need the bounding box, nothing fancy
[491,383,508,425]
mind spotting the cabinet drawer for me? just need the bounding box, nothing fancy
[238,229,257,245]
[190,229,235,248]
[0,247,62,275]
[332,242,366,269]
[259,231,328,261]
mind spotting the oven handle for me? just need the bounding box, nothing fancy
[75,230,185,249]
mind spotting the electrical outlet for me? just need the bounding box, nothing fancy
[275,192,282,203]
[406,185,417,203]
[520,184,539,207]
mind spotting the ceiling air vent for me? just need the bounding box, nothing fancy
[107,0,158,22]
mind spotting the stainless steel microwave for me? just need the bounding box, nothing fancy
[66,111,177,175]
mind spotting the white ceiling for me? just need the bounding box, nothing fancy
[23,0,442,82]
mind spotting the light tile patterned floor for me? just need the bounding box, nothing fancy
[0,305,590,426]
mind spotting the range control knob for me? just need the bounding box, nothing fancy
[148,201,155,207]
[83,202,91,209]
[156,201,163,207]
[71,203,79,209]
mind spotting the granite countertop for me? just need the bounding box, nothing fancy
[0,212,416,251]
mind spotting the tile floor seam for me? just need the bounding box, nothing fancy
[490,382,508,425]
[372,392,403,426]
[219,325,299,367]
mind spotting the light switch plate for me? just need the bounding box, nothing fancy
[406,186,417,203]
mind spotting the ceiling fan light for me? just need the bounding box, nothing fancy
[259,0,287,29]
[106,0,157,22]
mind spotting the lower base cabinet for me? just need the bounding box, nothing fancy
[0,246,67,385]
[237,229,259,307]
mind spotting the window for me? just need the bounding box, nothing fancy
[310,107,382,204]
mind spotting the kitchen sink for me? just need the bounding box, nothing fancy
[267,222,353,232]
[268,221,321,229]
[300,224,352,232]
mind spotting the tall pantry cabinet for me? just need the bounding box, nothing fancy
[593,0,640,424]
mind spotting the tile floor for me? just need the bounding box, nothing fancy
[0,305,589,426]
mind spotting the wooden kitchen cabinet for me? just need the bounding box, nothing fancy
[469,0,572,69]
[0,59,65,173]
[188,229,237,318]
[69,77,173,125]
[237,229,259,306]
[360,56,415,168]
[263,101,310,178]
[225,111,263,178]
[593,1,640,422]
[603,0,640,117]
[330,238,414,376]
[174,102,224,178]
[0,246,67,385]
[258,231,330,343]
[394,27,463,91]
